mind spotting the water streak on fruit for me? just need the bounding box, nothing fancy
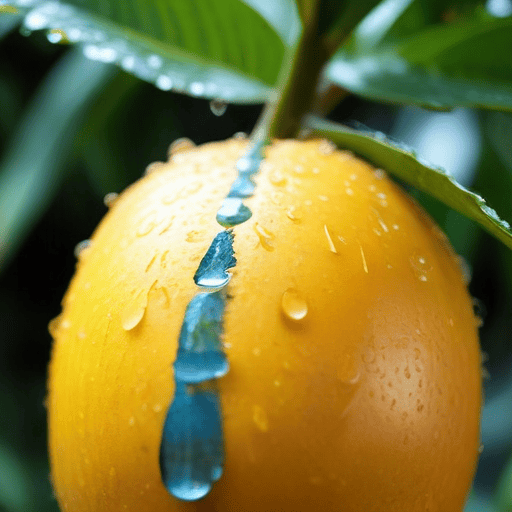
[324,225,338,254]
[254,223,275,251]
[194,231,236,289]
[281,288,308,321]
[216,198,252,227]
[173,292,229,382]
[160,381,224,501]
[161,138,267,501]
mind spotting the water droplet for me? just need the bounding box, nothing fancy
[227,176,255,198]
[455,255,472,285]
[194,231,236,289]
[254,223,275,251]
[160,381,224,501]
[74,239,91,259]
[144,161,166,175]
[269,170,287,186]
[216,198,252,227]
[374,169,386,180]
[404,367,411,379]
[24,11,47,30]
[156,75,173,91]
[147,54,163,69]
[472,298,486,327]
[136,212,159,236]
[128,416,135,426]
[281,288,308,321]
[168,138,196,157]
[121,290,149,331]
[318,195,329,202]
[252,405,269,432]
[47,28,69,44]
[103,192,118,208]
[286,205,302,223]
[174,292,229,382]
[324,225,337,254]
[318,139,336,155]
[236,142,264,175]
[358,243,369,274]
[189,82,205,96]
[233,132,247,140]
[209,99,227,117]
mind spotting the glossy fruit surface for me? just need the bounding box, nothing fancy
[48,138,482,512]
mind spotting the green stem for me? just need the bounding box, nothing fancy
[252,4,330,141]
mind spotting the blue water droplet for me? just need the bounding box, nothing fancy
[227,175,256,198]
[194,231,236,288]
[174,292,229,382]
[160,381,224,501]
[236,142,264,175]
[216,198,252,227]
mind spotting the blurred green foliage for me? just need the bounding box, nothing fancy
[1,1,512,511]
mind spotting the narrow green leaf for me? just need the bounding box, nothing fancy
[306,116,512,251]
[0,48,115,271]
[327,13,512,111]
[10,0,286,103]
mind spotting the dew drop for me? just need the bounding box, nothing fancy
[286,205,302,223]
[209,99,227,117]
[121,291,148,331]
[318,139,336,155]
[144,161,166,175]
[254,223,275,251]
[168,138,196,157]
[227,176,255,198]
[173,292,229,382]
[194,231,236,289]
[252,405,269,432]
[216,198,252,227]
[324,225,338,254]
[74,239,91,259]
[233,132,247,140]
[47,28,69,44]
[156,75,173,91]
[160,381,224,501]
[281,288,308,321]
[269,170,287,186]
[103,192,118,208]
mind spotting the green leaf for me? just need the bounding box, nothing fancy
[12,0,287,103]
[496,454,512,512]
[0,48,115,271]
[326,12,512,110]
[306,116,512,251]
[0,7,22,40]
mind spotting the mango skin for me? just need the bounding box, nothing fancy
[48,138,482,512]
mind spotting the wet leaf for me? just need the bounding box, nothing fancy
[306,116,512,251]
[0,48,115,271]
[11,0,287,103]
[327,12,512,111]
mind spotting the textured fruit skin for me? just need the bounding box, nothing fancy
[48,139,482,512]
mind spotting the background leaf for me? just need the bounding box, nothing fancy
[326,8,512,110]
[306,116,512,250]
[0,47,115,271]
[8,0,287,103]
